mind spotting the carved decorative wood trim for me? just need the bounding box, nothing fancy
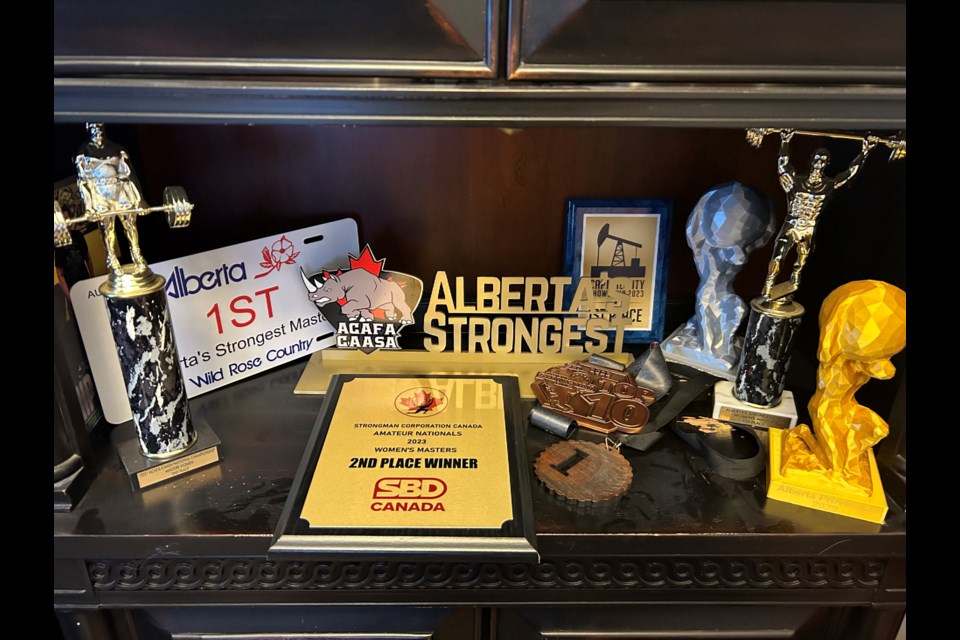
[89,558,886,591]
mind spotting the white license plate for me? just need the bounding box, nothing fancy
[71,219,359,424]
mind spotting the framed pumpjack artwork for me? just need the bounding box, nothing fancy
[564,199,672,344]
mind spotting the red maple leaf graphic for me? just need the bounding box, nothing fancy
[399,391,443,413]
[348,244,385,277]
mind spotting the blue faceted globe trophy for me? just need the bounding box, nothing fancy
[662,182,775,379]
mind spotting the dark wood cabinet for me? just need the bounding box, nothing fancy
[507,0,906,82]
[54,0,500,78]
[54,3,906,639]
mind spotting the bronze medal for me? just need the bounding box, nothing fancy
[534,440,632,506]
[532,361,655,434]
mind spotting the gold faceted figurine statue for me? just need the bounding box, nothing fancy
[778,280,906,497]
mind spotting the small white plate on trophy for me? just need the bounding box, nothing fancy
[711,381,797,430]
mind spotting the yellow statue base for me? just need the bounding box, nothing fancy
[766,428,888,524]
[295,350,632,399]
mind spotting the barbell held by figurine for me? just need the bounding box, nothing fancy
[53,186,193,248]
[745,128,906,162]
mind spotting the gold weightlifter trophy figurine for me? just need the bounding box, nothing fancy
[725,128,905,418]
[52,124,217,489]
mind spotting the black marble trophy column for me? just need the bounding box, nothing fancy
[732,297,804,407]
[102,273,196,457]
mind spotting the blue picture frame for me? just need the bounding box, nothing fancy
[563,199,672,344]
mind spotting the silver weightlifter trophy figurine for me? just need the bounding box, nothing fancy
[662,182,776,379]
[717,128,906,428]
[53,124,219,490]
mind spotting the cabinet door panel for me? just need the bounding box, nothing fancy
[116,606,478,640]
[496,605,904,640]
[508,0,905,83]
[54,0,498,78]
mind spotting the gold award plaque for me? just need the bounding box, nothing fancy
[299,376,514,529]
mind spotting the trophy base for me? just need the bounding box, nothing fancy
[661,326,740,381]
[761,494,882,533]
[712,380,797,429]
[98,265,165,298]
[766,429,888,524]
[113,418,221,492]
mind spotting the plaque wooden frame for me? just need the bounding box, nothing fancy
[271,373,537,561]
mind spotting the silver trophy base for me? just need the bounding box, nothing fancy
[661,325,741,381]
[711,381,797,430]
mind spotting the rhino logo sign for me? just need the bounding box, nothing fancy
[300,245,423,354]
